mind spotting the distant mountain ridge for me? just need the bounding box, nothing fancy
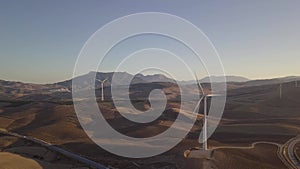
[57,72,251,89]
[242,76,300,87]
[200,75,250,83]
[2,73,300,89]
[1,72,300,101]
[56,71,175,90]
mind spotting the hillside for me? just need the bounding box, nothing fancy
[0,78,300,168]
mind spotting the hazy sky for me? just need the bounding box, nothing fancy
[1,0,299,83]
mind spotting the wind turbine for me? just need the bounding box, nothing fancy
[194,74,221,151]
[202,93,208,151]
[183,74,222,159]
[96,78,108,101]
[279,83,282,99]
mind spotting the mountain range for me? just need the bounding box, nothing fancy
[1,72,300,101]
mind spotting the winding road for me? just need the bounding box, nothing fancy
[186,135,300,169]
[211,141,281,150]
[2,128,300,169]
[0,128,108,169]
[281,136,300,169]
[213,137,300,169]
[211,141,292,168]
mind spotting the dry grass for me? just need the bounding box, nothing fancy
[0,136,19,148]
[0,152,42,169]
[212,144,287,169]
[0,136,91,169]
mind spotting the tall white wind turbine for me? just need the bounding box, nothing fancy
[96,78,108,101]
[194,73,207,150]
[183,74,223,159]
[200,93,222,151]
[194,74,222,151]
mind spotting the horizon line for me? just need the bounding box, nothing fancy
[1,71,300,85]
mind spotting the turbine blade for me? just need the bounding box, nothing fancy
[194,72,204,96]
[193,95,205,115]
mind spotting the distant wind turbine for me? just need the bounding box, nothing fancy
[96,78,108,101]
[279,83,282,99]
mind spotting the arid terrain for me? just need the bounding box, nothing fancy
[0,73,300,169]
[0,133,91,169]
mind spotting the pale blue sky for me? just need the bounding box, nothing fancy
[0,0,299,83]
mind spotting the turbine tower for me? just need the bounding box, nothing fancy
[203,95,208,151]
[200,94,221,151]
[279,83,282,99]
[194,73,209,151]
[96,78,108,101]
